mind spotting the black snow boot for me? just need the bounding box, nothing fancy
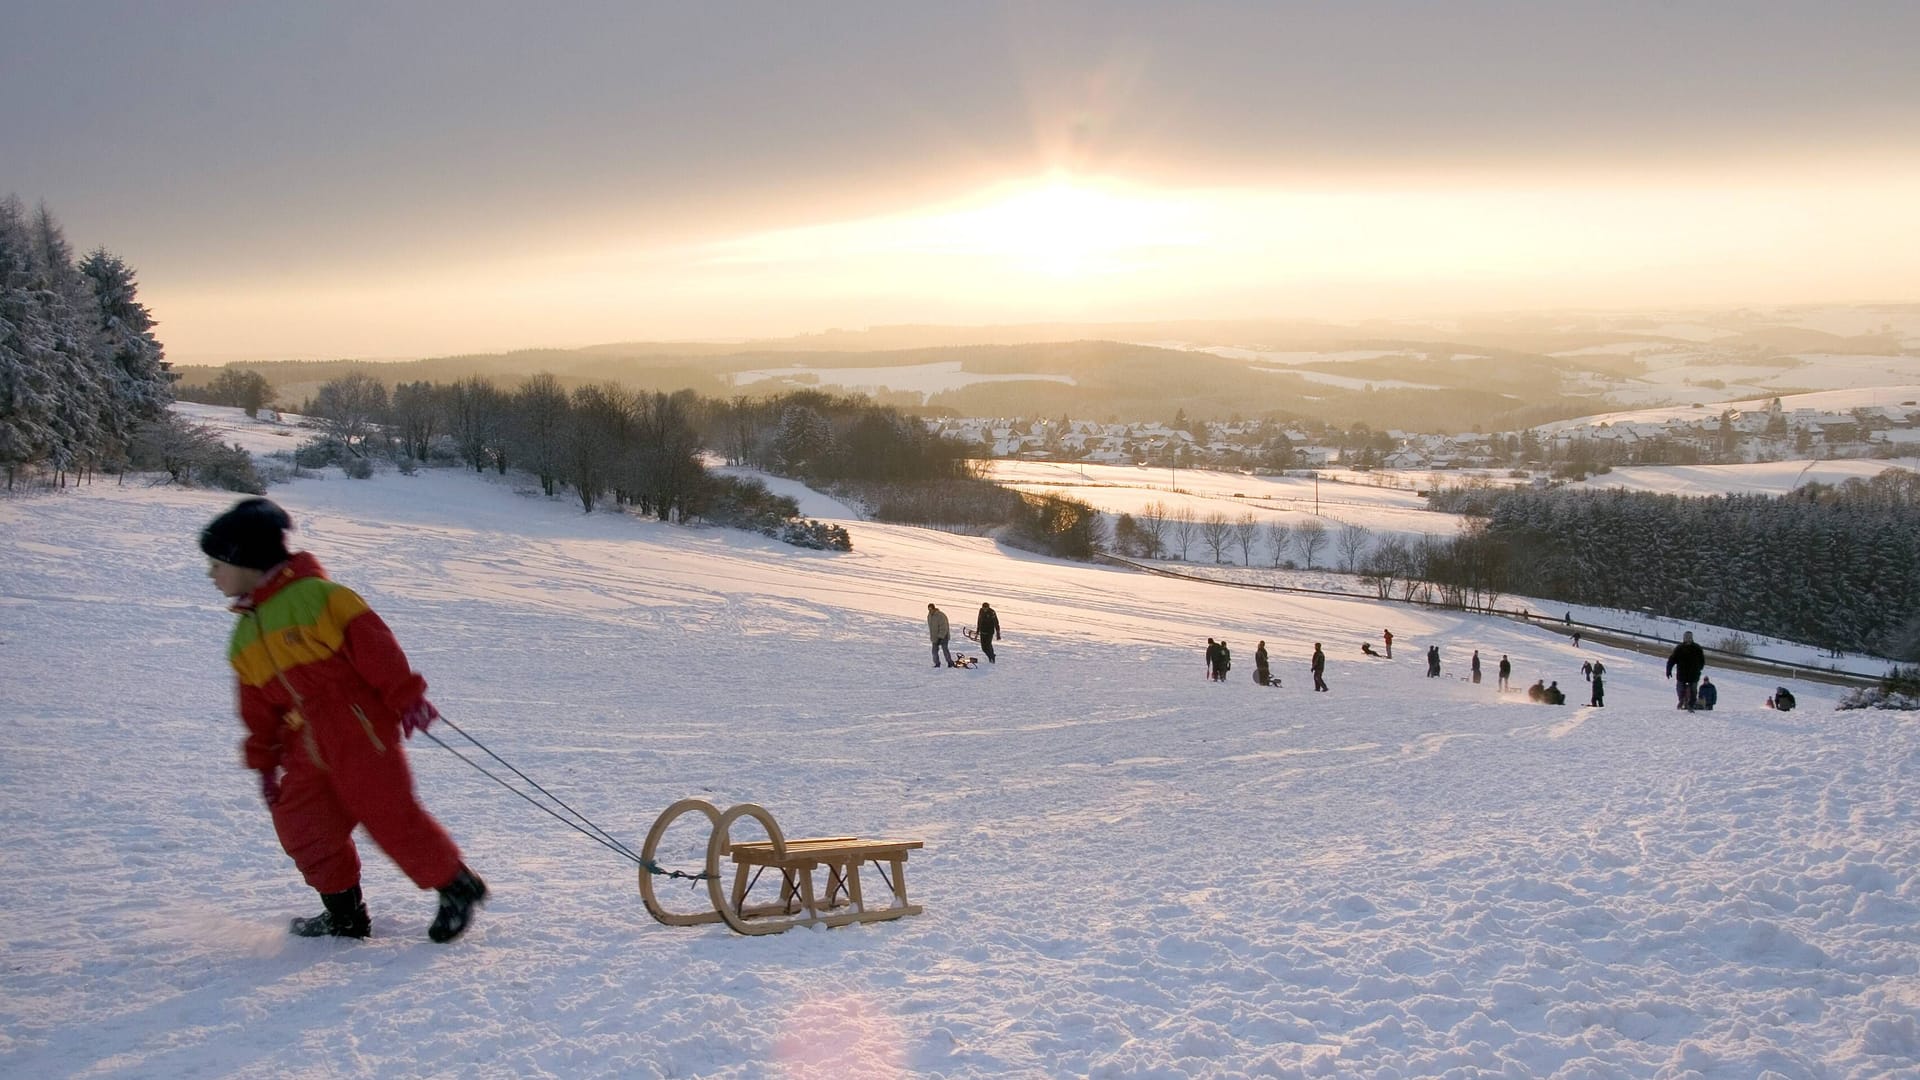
[428,864,488,943]
[290,885,372,939]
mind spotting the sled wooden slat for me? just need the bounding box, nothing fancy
[639,799,925,936]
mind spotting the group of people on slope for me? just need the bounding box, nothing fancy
[1204,638,1233,681]
[1208,639,1328,691]
[927,602,1000,668]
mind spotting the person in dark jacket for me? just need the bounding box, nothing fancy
[975,603,1001,663]
[203,497,487,943]
[1589,668,1605,707]
[1311,643,1328,691]
[1498,655,1512,692]
[1254,640,1272,685]
[1697,676,1717,710]
[1769,686,1796,711]
[1426,645,1441,678]
[1666,631,1707,710]
[1527,679,1546,702]
[1544,681,1566,705]
[1470,650,1482,684]
[1205,639,1220,680]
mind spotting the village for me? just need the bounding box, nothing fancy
[931,394,1920,475]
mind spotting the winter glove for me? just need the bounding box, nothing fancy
[401,700,441,738]
[259,768,282,808]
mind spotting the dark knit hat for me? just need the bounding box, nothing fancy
[200,497,292,570]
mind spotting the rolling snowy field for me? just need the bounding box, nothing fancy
[3,438,1919,1078]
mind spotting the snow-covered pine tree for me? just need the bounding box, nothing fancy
[78,247,173,468]
[0,196,60,486]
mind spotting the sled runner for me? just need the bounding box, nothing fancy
[639,799,924,935]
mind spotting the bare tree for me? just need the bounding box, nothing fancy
[564,383,628,512]
[1136,500,1169,558]
[1170,505,1198,560]
[207,368,275,418]
[129,415,221,484]
[1266,521,1292,567]
[310,372,389,455]
[511,373,570,496]
[1295,518,1327,569]
[390,380,439,461]
[1338,523,1372,573]
[1364,534,1411,599]
[1201,512,1232,562]
[1233,512,1260,566]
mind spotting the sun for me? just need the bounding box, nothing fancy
[925,175,1206,277]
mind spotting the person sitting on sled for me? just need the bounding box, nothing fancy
[203,497,487,942]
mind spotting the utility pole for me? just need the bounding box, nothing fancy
[1314,472,1320,516]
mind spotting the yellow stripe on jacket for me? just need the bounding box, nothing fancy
[230,581,372,688]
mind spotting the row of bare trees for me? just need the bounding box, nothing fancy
[1113,501,1375,571]
[303,372,705,517]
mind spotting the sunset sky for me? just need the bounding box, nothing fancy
[6,2,1918,363]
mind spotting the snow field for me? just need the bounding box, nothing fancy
[1,463,1917,1078]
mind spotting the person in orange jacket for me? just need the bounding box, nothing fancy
[202,497,486,943]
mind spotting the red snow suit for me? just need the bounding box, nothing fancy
[227,552,462,894]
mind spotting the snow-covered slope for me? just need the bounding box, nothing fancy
[1,454,1915,1078]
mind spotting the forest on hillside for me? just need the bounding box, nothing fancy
[1477,476,1920,659]
[0,197,179,488]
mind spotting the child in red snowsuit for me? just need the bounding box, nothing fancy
[203,497,486,942]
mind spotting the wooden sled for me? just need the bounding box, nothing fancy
[639,798,925,935]
[950,654,980,668]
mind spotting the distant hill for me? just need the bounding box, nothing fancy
[173,305,1920,432]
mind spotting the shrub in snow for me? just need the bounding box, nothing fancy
[1837,666,1920,711]
[294,436,352,469]
[194,443,265,494]
[774,520,851,551]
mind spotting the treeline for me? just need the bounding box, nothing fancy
[711,388,1100,556]
[1481,473,1920,657]
[294,372,723,521]
[0,197,174,487]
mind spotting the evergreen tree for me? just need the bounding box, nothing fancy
[78,247,172,462]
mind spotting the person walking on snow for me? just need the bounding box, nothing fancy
[1589,667,1605,708]
[202,497,486,943]
[1382,629,1393,658]
[1311,643,1328,692]
[1498,654,1512,692]
[1470,650,1482,684]
[1254,640,1272,686]
[1666,631,1706,710]
[927,604,953,668]
[1426,645,1441,678]
[975,602,1000,663]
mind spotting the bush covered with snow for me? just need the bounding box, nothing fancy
[1837,666,1920,711]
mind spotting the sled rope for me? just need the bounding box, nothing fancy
[424,717,716,882]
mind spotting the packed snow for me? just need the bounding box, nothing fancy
[3,421,1918,1078]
